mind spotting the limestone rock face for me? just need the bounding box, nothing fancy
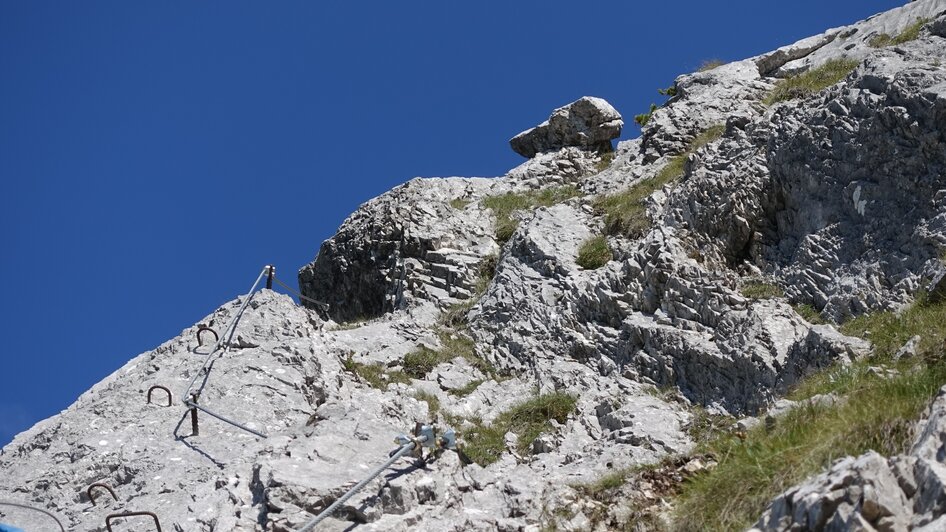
[510,96,623,158]
[4,1,946,531]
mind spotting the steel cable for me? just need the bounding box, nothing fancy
[0,501,66,532]
[296,441,421,531]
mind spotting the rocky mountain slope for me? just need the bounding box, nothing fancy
[3,1,946,530]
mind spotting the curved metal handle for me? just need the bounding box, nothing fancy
[0,501,65,532]
[105,511,162,532]
[196,326,219,347]
[146,385,172,407]
[87,482,117,506]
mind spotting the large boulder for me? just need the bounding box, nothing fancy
[510,96,623,158]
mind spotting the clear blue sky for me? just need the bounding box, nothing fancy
[0,0,905,446]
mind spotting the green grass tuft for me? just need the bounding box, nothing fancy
[594,124,725,238]
[576,235,612,269]
[402,329,497,379]
[450,379,484,397]
[764,58,860,105]
[413,390,441,416]
[482,185,582,243]
[449,197,471,210]
[839,294,946,359]
[459,392,578,466]
[740,281,784,300]
[869,17,930,47]
[672,297,946,531]
[793,303,825,324]
[698,59,725,72]
[594,150,615,173]
[341,355,410,389]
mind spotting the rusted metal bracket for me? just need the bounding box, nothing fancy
[105,510,162,531]
[196,326,219,347]
[146,385,172,407]
[87,483,117,506]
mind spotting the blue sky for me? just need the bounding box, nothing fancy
[0,0,905,446]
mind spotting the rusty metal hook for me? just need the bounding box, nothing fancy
[105,510,162,532]
[196,326,219,347]
[146,385,172,407]
[87,482,118,506]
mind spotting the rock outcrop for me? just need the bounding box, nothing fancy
[752,386,946,531]
[509,96,623,158]
[4,1,946,531]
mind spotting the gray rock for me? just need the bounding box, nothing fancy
[510,97,623,158]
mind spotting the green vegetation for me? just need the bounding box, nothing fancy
[482,185,582,243]
[634,103,658,127]
[839,293,946,359]
[672,296,946,531]
[793,303,825,324]
[764,58,860,105]
[869,17,930,47]
[413,390,441,415]
[740,281,784,300]
[576,235,612,269]
[335,317,369,330]
[440,254,497,328]
[450,379,484,397]
[657,85,677,97]
[698,59,724,72]
[458,392,577,466]
[594,150,615,173]
[341,354,410,389]
[594,125,725,238]
[403,328,497,379]
[450,197,471,210]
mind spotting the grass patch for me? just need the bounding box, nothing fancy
[698,59,724,72]
[459,392,578,466]
[793,303,825,324]
[740,281,784,300]
[594,150,615,173]
[335,317,369,330]
[341,355,410,389]
[576,235,612,269]
[482,185,582,243]
[869,17,929,47]
[440,254,497,328]
[594,124,725,238]
[450,379,484,397]
[839,294,946,359]
[449,197,470,210]
[413,390,441,416]
[672,297,946,531]
[764,58,860,105]
[403,329,497,379]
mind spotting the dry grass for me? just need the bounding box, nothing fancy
[740,281,784,300]
[869,17,930,47]
[764,58,860,105]
[594,125,725,238]
[672,296,946,531]
[482,185,582,243]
